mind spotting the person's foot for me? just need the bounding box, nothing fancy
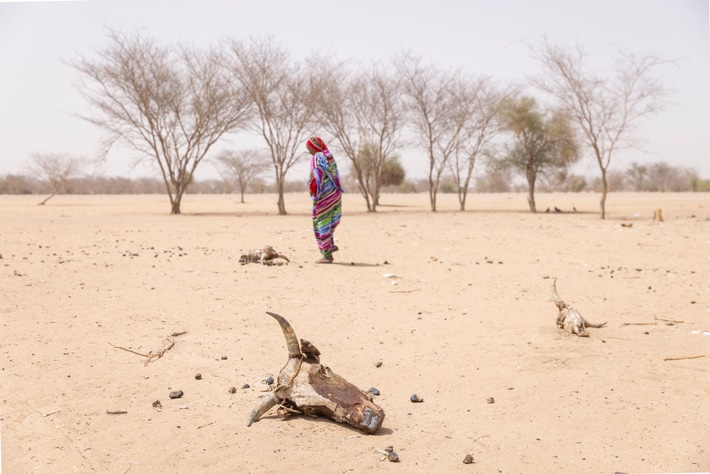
[316,257,333,264]
[331,245,339,253]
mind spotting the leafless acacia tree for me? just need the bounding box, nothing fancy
[214,149,269,203]
[27,152,85,205]
[317,62,406,211]
[227,37,321,215]
[531,39,667,218]
[448,77,506,211]
[69,29,252,214]
[396,53,470,212]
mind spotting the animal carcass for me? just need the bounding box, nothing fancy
[551,278,607,337]
[247,312,385,434]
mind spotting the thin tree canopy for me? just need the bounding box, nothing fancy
[531,38,668,218]
[69,29,252,214]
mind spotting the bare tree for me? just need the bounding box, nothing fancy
[227,37,320,215]
[499,96,579,212]
[396,53,470,212]
[317,61,406,211]
[448,77,506,211]
[27,152,85,205]
[69,29,252,214]
[214,148,269,203]
[531,39,667,218]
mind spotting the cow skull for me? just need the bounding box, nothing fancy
[246,312,385,434]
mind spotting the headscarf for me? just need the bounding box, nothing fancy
[306,135,328,153]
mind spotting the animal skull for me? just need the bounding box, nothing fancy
[246,312,385,434]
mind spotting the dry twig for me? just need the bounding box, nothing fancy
[622,322,657,326]
[663,355,705,362]
[110,331,187,366]
[654,317,684,324]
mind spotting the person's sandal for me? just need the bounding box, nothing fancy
[315,257,333,264]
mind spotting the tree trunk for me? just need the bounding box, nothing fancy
[526,170,537,213]
[599,169,608,220]
[429,176,438,212]
[240,190,245,204]
[276,178,287,215]
[37,192,56,206]
[171,183,185,215]
[171,199,181,215]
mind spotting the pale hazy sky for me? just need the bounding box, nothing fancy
[1,0,709,180]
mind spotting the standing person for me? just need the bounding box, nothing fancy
[307,135,343,264]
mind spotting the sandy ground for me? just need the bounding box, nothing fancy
[0,191,708,473]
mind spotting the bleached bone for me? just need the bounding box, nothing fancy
[551,278,607,337]
[247,312,385,434]
[239,246,290,265]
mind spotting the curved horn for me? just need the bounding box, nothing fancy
[266,312,301,358]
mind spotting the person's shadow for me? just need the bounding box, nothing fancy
[332,261,387,267]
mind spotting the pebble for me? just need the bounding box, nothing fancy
[486,397,495,404]
[463,454,474,464]
[263,376,274,385]
[194,373,202,380]
[241,383,250,389]
[221,355,228,360]
[368,387,380,396]
[152,400,162,409]
[169,390,184,399]
[410,394,423,403]
[228,386,237,394]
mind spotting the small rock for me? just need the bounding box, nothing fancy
[263,376,274,385]
[194,373,202,380]
[386,452,400,463]
[410,394,423,403]
[375,361,383,368]
[368,387,380,396]
[228,386,237,394]
[152,400,162,409]
[463,454,474,464]
[221,355,228,360]
[169,390,184,399]
[486,397,495,404]
[241,383,250,389]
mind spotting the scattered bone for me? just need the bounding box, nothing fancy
[551,278,606,337]
[374,446,400,462]
[239,246,290,266]
[246,312,385,434]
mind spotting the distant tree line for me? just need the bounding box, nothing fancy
[6,30,697,216]
[2,160,706,196]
